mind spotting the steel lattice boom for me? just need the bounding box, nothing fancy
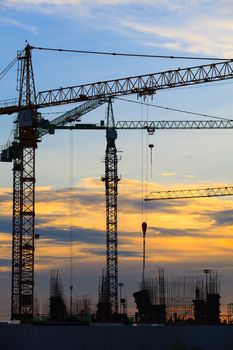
[1,59,233,114]
[39,119,233,132]
[145,186,233,201]
[114,120,233,130]
[40,98,108,137]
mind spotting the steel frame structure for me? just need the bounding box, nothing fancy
[11,45,38,321]
[40,98,108,137]
[1,44,233,321]
[114,120,233,130]
[9,46,108,321]
[101,100,119,313]
[45,119,233,132]
[1,58,233,114]
[145,186,233,201]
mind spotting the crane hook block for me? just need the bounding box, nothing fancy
[142,221,147,236]
[149,144,154,148]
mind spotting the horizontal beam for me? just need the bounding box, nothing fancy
[3,119,233,161]
[115,120,233,130]
[40,119,233,132]
[35,60,233,109]
[145,186,233,201]
[1,60,233,115]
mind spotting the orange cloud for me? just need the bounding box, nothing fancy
[1,179,233,271]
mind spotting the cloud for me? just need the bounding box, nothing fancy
[3,0,81,4]
[0,258,11,266]
[183,175,197,179]
[0,16,39,35]
[207,209,233,226]
[37,225,105,245]
[1,0,233,57]
[1,179,233,270]
[36,186,104,207]
[0,191,11,203]
[150,226,233,239]
[159,172,177,177]
[0,0,210,9]
[120,15,233,57]
[0,217,11,234]
[0,0,184,6]
[81,247,141,258]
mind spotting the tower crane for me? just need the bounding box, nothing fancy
[1,44,233,320]
[1,93,108,320]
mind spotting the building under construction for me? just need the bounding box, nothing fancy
[28,267,222,326]
[1,268,232,350]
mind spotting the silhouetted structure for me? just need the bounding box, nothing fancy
[134,269,166,323]
[134,269,221,324]
[75,295,92,317]
[193,286,205,322]
[193,270,220,324]
[49,269,67,322]
[96,269,111,322]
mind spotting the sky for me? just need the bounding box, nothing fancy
[1,0,233,320]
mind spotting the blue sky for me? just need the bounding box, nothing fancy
[1,0,233,320]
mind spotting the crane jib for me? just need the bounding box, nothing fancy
[145,186,233,201]
[0,60,233,114]
[36,60,233,107]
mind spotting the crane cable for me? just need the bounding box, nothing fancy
[145,96,149,223]
[0,57,17,81]
[43,99,233,121]
[115,97,233,121]
[69,131,74,314]
[31,46,231,61]
[140,98,144,223]
[141,96,152,223]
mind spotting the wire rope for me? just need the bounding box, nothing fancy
[115,97,233,121]
[31,46,231,61]
[0,57,17,81]
[69,131,74,314]
[42,99,233,121]
[140,98,145,223]
[145,96,149,223]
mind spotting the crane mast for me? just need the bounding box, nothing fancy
[11,45,39,321]
[101,100,119,314]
